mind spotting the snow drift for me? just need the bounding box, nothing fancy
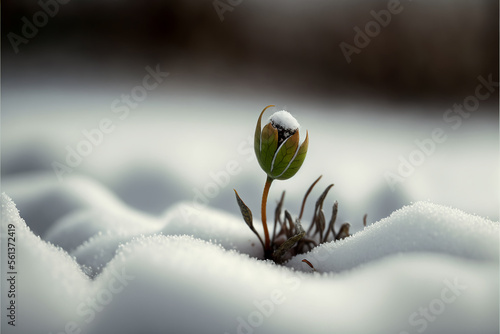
[1,189,498,334]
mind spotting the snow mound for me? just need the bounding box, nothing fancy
[2,172,143,236]
[61,197,499,278]
[2,191,497,334]
[160,202,263,257]
[269,110,300,130]
[287,201,499,272]
[85,234,499,334]
[1,193,91,333]
[65,202,262,276]
[44,208,160,253]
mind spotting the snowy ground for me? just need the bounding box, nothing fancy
[1,85,499,333]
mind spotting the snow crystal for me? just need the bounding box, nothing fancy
[1,191,499,334]
[269,110,300,130]
[286,201,499,275]
[65,201,264,276]
[1,193,91,333]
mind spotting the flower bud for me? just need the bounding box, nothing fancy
[254,105,309,180]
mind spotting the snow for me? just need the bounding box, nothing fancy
[1,193,92,333]
[69,200,263,276]
[1,88,498,333]
[1,190,498,333]
[269,110,300,130]
[286,201,499,272]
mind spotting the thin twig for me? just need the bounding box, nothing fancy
[302,259,317,272]
[335,223,351,240]
[323,201,338,242]
[299,175,323,221]
[309,184,334,237]
[284,210,294,238]
[272,191,286,244]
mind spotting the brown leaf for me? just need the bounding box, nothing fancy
[234,189,264,249]
[273,219,305,263]
[336,223,351,240]
[299,175,322,221]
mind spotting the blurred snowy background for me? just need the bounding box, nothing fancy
[2,0,498,223]
[1,0,499,333]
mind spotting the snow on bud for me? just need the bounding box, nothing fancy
[254,105,309,180]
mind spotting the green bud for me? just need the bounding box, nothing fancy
[254,105,309,180]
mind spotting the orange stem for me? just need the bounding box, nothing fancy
[261,176,273,255]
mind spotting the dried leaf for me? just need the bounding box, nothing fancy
[302,259,317,272]
[299,175,322,221]
[317,209,326,241]
[336,223,351,240]
[284,210,295,238]
[273,219,305,263]
[272,191,286,244]
[273,230,305,263]
[323,201,338,242]
[308,183,334,236]
[316,184,334,211]
[234,189,264,248]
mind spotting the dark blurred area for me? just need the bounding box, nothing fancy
[2,0,499,112]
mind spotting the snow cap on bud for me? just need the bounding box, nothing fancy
[254,105,309,180]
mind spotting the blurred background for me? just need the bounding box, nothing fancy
[2,0,498,108]
[1,0,499,231]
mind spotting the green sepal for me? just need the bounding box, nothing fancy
[269,131,299,178]
[259,122,278,175]
[254,105,275,165]
[276,130,309,180]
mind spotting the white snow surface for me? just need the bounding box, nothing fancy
[1,189,498,334]
[269,110,300,130]
[1,89,499,333]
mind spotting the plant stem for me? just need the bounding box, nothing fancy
[261,175,273,257]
